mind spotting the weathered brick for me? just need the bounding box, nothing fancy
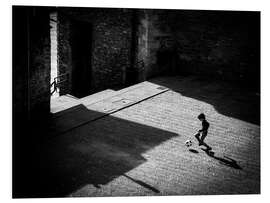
[58,8,133,94]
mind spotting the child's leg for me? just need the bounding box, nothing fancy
[195,132,202,145]
[200,131,212,150]
[201,131,208,143]
[195,132,200,138]
[201,142,212,150]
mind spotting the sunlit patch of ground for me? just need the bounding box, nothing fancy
[41,76,260,197]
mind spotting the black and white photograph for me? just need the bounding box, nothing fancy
[8,0,265,200]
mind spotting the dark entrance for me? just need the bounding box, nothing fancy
[70,20,92,98]
[126,10,139,86]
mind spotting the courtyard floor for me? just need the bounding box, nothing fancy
[35,75,260,197]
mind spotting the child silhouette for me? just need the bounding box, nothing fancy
[195,113,212,151]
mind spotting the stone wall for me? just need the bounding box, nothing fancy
[13,6,51,118]
[137,9,174,79]
[50,12,59,97]
[137,9,260,89]
[57,7,133,94]
[28,7,51,115]
[13,7,260,117]
[57,12,73,95]
[13,7,51,197]
[173,11,259,85]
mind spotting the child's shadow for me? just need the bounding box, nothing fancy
[194,134,242,170]
[201,147,242,170]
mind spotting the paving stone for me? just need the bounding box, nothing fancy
[42,76,260,197]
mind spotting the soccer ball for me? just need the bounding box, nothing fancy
[185,140,192,147]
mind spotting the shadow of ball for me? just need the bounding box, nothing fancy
[189,149,199,153]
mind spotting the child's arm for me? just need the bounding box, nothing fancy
[198,128,203,132]
[199,121,209,132]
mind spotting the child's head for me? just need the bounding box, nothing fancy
[197,113,206,121]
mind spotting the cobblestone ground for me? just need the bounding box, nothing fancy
[40,76,260,197]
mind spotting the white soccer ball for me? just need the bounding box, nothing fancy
[185,140,192,147]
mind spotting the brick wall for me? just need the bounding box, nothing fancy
[137,10,150,78]
[58,13,72,95]
[137,10,175,79]
[57,8,133,94]
[13,7,51,197]
[31,7,259,102]
[28,7,51,115]
[13,6,51,118]
[92,8,132,90]
[172,11,259,85]
[137,10,260,89]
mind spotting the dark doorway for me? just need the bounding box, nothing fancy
[126,10,139,86]
[70,20,92,98]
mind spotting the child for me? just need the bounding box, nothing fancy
[195,113,212,150]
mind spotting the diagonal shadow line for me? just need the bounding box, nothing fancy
[49,89,169,138]
[150,76,260,125]
[123,174,160,193]
[19,106,175,197]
